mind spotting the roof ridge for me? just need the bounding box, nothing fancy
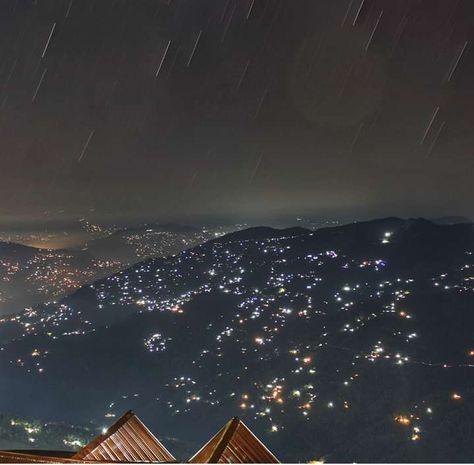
[207,417,240,463]
[72,410,135,459]
[72,410,175,462]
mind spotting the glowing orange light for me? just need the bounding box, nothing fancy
[452,393,462,400]
[394,416,411,426]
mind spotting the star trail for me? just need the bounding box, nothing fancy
[0,0,472,225]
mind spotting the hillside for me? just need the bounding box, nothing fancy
[0,218,473,462]
[0,223,227,316]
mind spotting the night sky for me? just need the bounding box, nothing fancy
[0,0,473,225]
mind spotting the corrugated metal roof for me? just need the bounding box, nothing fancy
[72,410,175,463]
[189,417,279,463]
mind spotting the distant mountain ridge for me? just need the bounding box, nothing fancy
[429,215,472,225]
[212,225,310,242]
[0,239,45,257]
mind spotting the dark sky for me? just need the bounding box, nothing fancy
[0,0,473,225]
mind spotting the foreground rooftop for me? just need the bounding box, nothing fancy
[0,411,279,463]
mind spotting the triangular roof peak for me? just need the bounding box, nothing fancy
[189,417,279,463]
[73,410,175,463]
